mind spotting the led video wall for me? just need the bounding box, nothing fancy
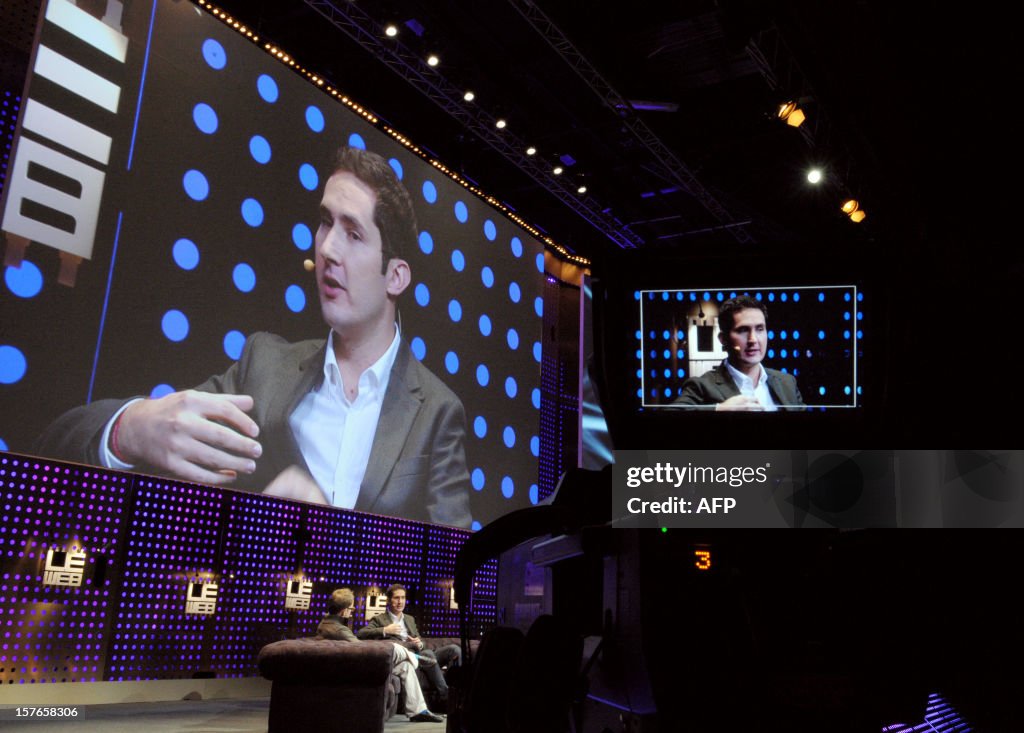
[0,452,496,684]
[0,0,557,530]
[635,286,864,409]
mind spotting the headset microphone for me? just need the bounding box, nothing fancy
[303,259,315,272]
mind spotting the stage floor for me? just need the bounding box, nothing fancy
[1,698,446,732]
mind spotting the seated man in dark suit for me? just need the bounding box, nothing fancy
[674,296,804,411]
[316,588,444,724]
[357,583,460,705]
[34,146,471,527]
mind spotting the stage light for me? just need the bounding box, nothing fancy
[463,90,475,102]
[577,185,587,194]
[427,54,439,67]
[841,198,859,215]
[806,168,823,184]
[778,100,806,128]
[553,166,563,175]
[384,24,398,37]
[526,146,537,155]
[850,209,867,223]
[495,118,507,129]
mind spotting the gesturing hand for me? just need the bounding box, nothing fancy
[115,390,261,485]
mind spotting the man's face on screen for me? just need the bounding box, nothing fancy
[315,171,394,341]
[722,307,767,371]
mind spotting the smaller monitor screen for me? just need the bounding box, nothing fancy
[636,285,862,410]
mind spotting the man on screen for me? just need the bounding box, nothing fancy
[674,296,804,411]
[35,146,472,527]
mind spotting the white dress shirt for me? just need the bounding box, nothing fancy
[289,327,402,508]
[723,359,778,412]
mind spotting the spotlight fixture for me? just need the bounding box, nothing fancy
[777,100,806,128]
[841,198,867,222]
[384,24,398,37]
[553,166,563,175]
[495,119,507,129]
[463,90,475,102]
[806,168,823,184]
[525,146,537,156]
[577,185,587,194]
[426,54,439,67]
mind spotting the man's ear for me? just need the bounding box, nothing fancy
[385,258,411,297]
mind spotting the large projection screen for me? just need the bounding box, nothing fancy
[1,0,547,529]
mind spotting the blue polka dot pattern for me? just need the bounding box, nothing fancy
[472,469,485,491]
[223,330,245,360]
[0,345,27,384]
[509,282,521,303]
[536,253,544,273]
[411,337,426,361]
[5,261,43,297]
[445,351,459,374]
[532,388,540,409]
[285,285,305,312]
[257,74,278,102]
[172,239,199,270]
[418,231,434,254]
[161,310,189,342]
[505,376,517,398]
[233,263,256,292]
[249,135,271,164]
[503,426,516,448]
[471,521,482,531]
[476,364,490,386]
[454,201,468,223]
[183,169,209,201]
[474,416,487,438]
[299,163,318,191]
[388,158,403,180]
[202,39,226,69]
[422,180,437,203]
[192,103,217,134]
[348,133,365,149]
[533,342,541,363]
[481,266,494,288]
[292,223,312,250]
[484,220,496,240]
[529,484,539,504]
[506,328,519,350]
[448,299,462,322]
[534,297,543,317]
[478,315,492,336]
[451,249,465,271]
[501,476,514,498]
[150,383,174,399]
[530,436,539,457]
[305,105,324,132]
[510,237,523,257]
[415,283,430,306]
[241,198,264,227]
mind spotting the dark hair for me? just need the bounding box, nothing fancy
[385,583,407,600]
[718,296,767,333]
[327,588,354,614]
[330,146,417,273]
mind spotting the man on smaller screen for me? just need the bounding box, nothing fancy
[316,588,444,723]
[357,583,460,705]
[34,146,471,526]
[674,296,804,411]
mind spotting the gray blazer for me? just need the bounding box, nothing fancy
[673,362,805,410]
[34,332,472,527]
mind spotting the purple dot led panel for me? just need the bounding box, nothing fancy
[0,453,492,683]
[0,455,130,684]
